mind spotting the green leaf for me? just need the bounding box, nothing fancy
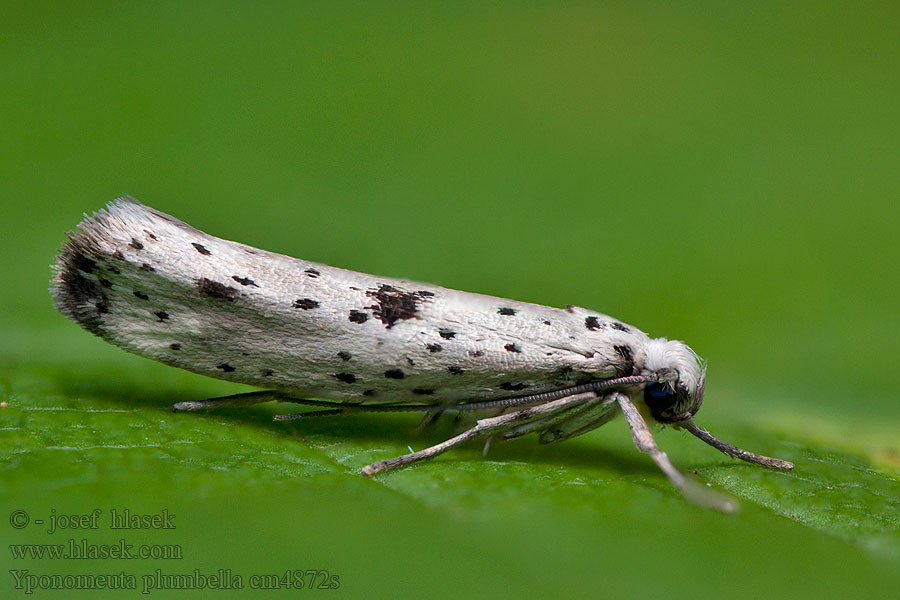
[4,2,900,597]
[3,344,899,599]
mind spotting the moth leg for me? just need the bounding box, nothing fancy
[678,421,793,470]
[362,392,599,476]
[615,392,737,513]
[412,409,446,433]
[275,396,554,423]
[502,393,610,441]
[173,390,289,412]
[538,393,620,444]
[274,400,448,421]
[173,392,370,414]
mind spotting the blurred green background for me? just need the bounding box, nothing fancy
[2,2,899,598]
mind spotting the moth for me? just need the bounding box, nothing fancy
[53,198,792,511]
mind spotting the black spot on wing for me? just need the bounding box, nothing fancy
[72,254,96,274]
[365,284,433,329]
[500,382,526,391]
[169,343,181,351]
[192,242,211,255]
[334,373,357,384]
[232,276,259,287]
[611,322,631,332]
[129,238,144,250]
[614,345,635,375]
[337,351,352,361]
[99,278,112,288]
[412,388,434,395]
[469,350,484,358]
[58,266,109,334]
[140,263,155,272]
[384,369,404,379]
[293,298,320,310]
[197,278,237,301]
[498,307,517,316]
[155,311,169,322]
[426,343,443,353]
[585,316,603,331]
[144,230,158,240]
[438,328,456,340]
[613,345,633,360]
[348,310,368,324]
[133,290,149,300]
[504,343,521,353]
[216,363,235,372]
[261,369,274,377]
[447,366,464,375]
[304,268,320,278]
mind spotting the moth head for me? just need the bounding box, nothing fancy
[642,338,706,424]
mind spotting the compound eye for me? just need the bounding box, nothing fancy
[643,382,678,421]
[646,382,670,400]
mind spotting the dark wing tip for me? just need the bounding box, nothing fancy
[49,196,146,335]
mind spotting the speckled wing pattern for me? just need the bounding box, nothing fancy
[53,197,797,511]
[52,198,649,405]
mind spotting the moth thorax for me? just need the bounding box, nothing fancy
[642,338,706,423]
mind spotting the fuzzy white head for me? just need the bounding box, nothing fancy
[641,338,706,423]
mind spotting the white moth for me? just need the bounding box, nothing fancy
[52,197,792,512]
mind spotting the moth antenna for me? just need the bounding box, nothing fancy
[246,370,682,420]
[680,421,793,470]
[615,392,738,513]
[439,369,679,413]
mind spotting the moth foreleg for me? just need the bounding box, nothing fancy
[678,421,793,470]
[615,392,737,513]
[362,391,599,477]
